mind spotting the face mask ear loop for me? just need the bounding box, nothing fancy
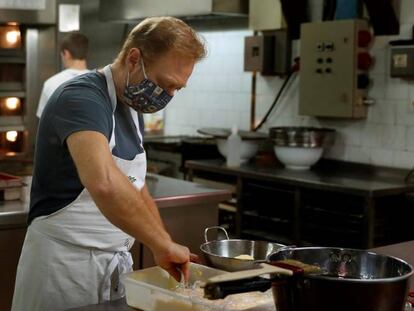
[140,58,148,79]
[126,70,130,88]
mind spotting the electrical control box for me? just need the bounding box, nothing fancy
[299,19,373,118]
[390,44,414,78]
[244,30,291,76]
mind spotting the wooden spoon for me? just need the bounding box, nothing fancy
[207,263,293,283]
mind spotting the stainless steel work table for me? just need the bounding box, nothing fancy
[0,174,231,310]
[0,173,230,228]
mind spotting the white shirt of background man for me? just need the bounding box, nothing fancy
[36,68,89,118]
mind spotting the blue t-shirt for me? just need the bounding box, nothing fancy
[28,71,145,225]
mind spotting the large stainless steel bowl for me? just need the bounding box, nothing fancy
[269,247,414,311]
[200,226,286,272]
[269,126,335,148]
[204,247,413,311]
[269,127,335,170]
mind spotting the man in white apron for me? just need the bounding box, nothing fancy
[36,32,90,118]
[12,17,206,311]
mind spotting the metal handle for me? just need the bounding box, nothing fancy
[266,245,297,261]
[204,226,229,243]
[362,98,375,106]
[204,277,271,300]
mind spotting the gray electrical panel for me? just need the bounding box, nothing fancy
[390,45,414,78]
[299,20,373,118]
[244,30,291,76]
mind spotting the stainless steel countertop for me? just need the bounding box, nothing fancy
[185,159,414,197]
[0,173,231,228]
[0,199,29,227]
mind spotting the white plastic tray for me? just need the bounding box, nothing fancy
[123,263,275,311]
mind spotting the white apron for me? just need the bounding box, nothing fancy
[12,65,147,311]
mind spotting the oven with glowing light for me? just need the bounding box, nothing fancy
[0,24,21,49]
[0,97,23,116]
[0,5,57,161]
[0,24,27,157]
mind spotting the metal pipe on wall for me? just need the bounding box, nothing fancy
[250,70,257,131]
[249,30,258,131]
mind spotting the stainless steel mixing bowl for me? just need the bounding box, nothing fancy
[269,126,335,148]
[204,247,413,311]
[269,247,414,311]
[200,226,286,272]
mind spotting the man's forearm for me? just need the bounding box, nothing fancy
[67,131,171,254]
[141,184,164,228]
[88,166,171,253]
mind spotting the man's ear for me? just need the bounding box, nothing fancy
[61,49,72,60]
[126,48,141,70]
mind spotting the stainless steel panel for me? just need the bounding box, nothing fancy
[249,0,283,31]
[25,27,58,154]
[0,0,56,25]
[141,202,219,268]
[212,0,248,15]
[99,0,248,22]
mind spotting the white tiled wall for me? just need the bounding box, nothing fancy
[164,30,253,135]
[164,0,414,169]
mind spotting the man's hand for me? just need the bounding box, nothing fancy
[152,241,191,282]
[190,253,202,264]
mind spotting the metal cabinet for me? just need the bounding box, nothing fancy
[0,226,26,310]
[136,201,219,269]
[240,181,412,248]
[185,159,414,249]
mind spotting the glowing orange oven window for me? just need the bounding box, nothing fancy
[0,97,23,116]
[0,25,21,49]
[0,130,25,156]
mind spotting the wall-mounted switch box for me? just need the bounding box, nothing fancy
[299,19,373,118]
[244,35,274,74]
[244,30,291,76]
[390,43,414,78]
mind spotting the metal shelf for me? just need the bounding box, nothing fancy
[0,49,25,59]
[0,83,24,92]
[0,91,25,98]
[0,56,25,64]
[243,210,290,225]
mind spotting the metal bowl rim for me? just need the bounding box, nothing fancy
[200,239,286,261]
[269,126,336,134]
[198,128,268,140]
[268,246,414,283]
[273,142,324,148]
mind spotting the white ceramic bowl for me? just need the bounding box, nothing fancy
[217,139,259,163]
[274,146,323,170]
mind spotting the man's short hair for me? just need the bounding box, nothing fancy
[116,17,206,64]
[60,32,89,60]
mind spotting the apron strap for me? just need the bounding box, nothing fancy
[100,251,133,301]
[102,65,117,151]
[129,107,144,150]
